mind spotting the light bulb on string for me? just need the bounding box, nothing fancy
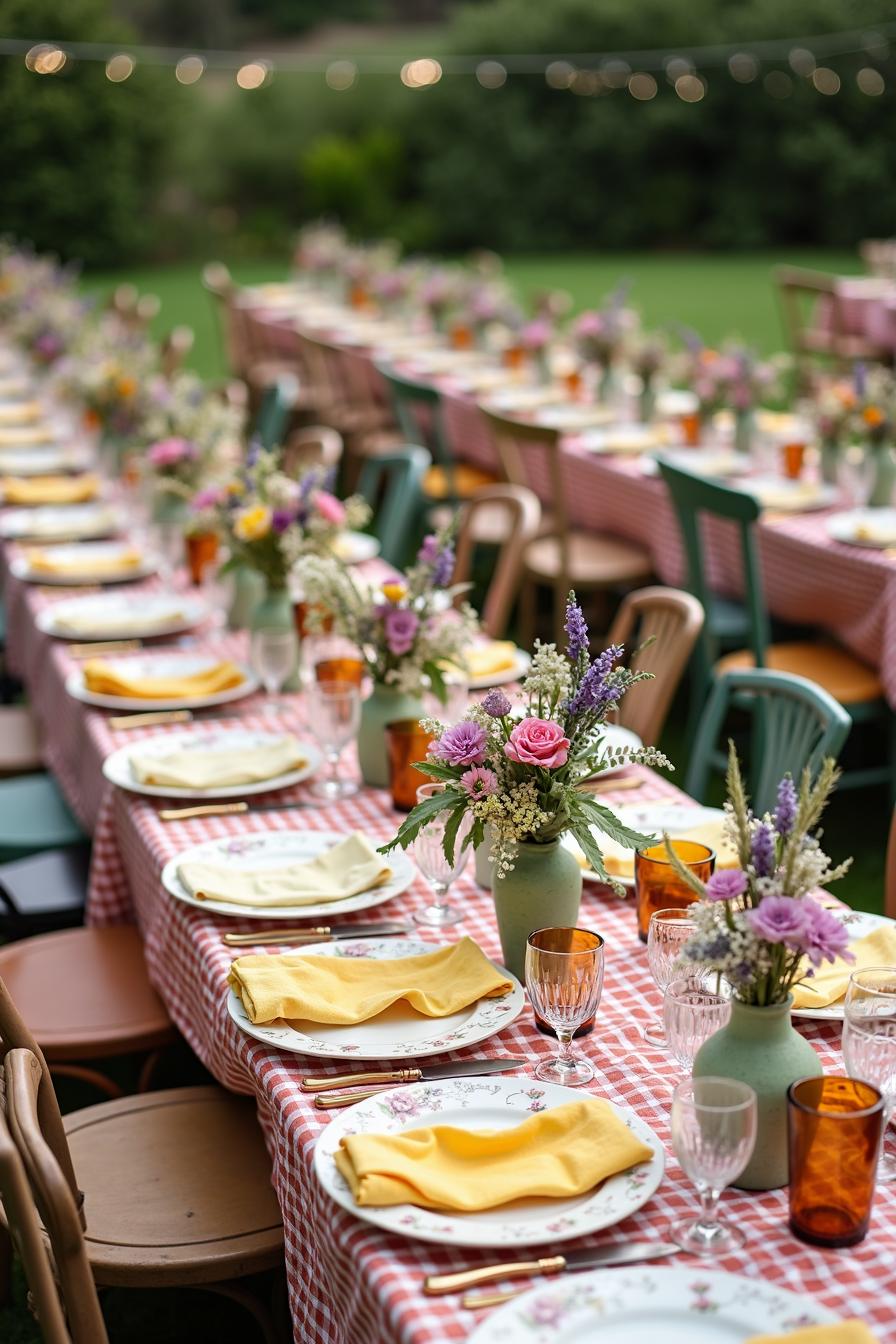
[812,66,840,95]
[105,53,135,82]
[236,61,270,90]
[728,52,759,83]
[675,73,705,102]
[476,60,506,89]
[857,66,885,95]
[175,55,205,85]
[325,60,356,90]
[628,72,658,100]
[545,60,575,89]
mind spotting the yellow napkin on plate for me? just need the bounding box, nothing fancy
[575,815,739,881]
[790,925,896,1009]
[228,936,512,1025]
[334,1097,654,1211]
[747,1323,879,1343]
[0,425,53,447]
[182,831,389,907]
[3,474,99,506]
[83,658,245,700]
[131,735,307,791]
[0,401,41,425]
[27,546,143,578]
[464,642,518,680]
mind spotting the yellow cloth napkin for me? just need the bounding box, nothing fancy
[0,401,41,425]
[334,1097,654,1211]
[790,924,896,1009]
[0,425,53,447]
[572,815,739,880]
[182,832,391,907]
[2,474,99,506]
[27,546,143,578]
[227,936,512,1025]
[464,642,518,680]
[83,658,245,701]
[747,1323,879,1344]
[131,735,308,791]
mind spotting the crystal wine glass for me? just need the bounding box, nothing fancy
[306,679,361,800]
[843,966,896,1183]
[526,927,604,1086]
[411,782,471,927]
[837,442,877,507]
[645,908,697,1046]
[663,974,731,1075]
[671,1075,758,1256]
[250,627,297,711]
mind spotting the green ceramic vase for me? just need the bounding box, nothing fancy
[226,565,265,631]
[249,583,300,691]
[491,839,583,981]
[820,436,839,485]
[693,996,821,1190]
[869,444,896,507]
[734,408,753,457]
[357,682,426,789]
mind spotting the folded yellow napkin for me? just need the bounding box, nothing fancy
[790,924,896,1009]
[228,936,511,1025]
[0,425,53,447]
[464,642,518,680]
[83,659,245,701]
[747,1323,879,1344]
[132,735,307,791]
[182,832,391,907]
[54,605,184,638]
[27,546,143,578]
[334,1097,654,1211]
[574,815,739,880]
[3,474,99,506]
[0,401,41,425]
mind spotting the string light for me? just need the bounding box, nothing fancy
[812,66,841,94]
[858,66,885,95]
[476,60,506,89]
[628,72,658,100]
[675,73,706,102]
[27,45,66,75]
[545,61,575,89]
[788,47,816,76]
[400,58,442,88]
[105,53,135,82]
[325,60,356,90]
[236,61,269,90]
[729,52,759,82]
[175,55,205,84]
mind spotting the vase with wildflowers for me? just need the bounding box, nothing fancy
[849,363,896,506]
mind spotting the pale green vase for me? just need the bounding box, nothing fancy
[820,436,839,485]
[358,682,426,789]
[869,444,896,507]
[491,839,583,981]
[227,565,266,631]
[734,408,753,456]
[693,996,822,1191]
[250,584,300,691]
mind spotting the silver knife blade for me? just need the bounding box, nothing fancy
[562,1240,679,1271]
[223,921,412,946]
[417,1057,526,1080]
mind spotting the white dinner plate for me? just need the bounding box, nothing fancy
[791,908,896,1021]
[313,1075,663,1247]
[228,936,524,1059]
[483,387,557,412]
[0,503,120,542]
[532,404,617,431]
[11,542,156,586]
[103,728,321,800]
[659,448,753,479]
[467,646,531,690]
[578,424,669,455]
[65,652,257,710]
[467,1266,837,1342]
[37,591,207,641]
[597,723,643,777]
[827,507,896,549]
[0,446,90,476]
[164,829,414,920]
[332,530,380,565]
[563,802,725,887]
[746,476,838,513]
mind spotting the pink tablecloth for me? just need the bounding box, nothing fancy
[4,556,896,1343]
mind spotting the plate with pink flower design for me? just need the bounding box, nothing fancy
[313,1076,664,1248]
[791,907,896,1022]
[467,1266,837,1341]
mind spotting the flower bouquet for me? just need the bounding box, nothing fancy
[141,372,243,506]
[847,363,896,506]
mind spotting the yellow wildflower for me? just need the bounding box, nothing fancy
[234,504,272,542]
[381,582,407,603]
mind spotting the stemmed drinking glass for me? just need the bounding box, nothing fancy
[306,679,362,800]
[250,627,298,713]
[837,443,877,507]
[670,1076,758,1256]
[411,782,471,927]
[842,966,896,1183]
[526,927,604,1086]
[663,975,731,1075]
[645,908,697,1046]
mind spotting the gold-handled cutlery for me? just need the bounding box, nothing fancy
[303,1057,527,1109]
[424,1239,679,1298]
[585,774,645,795]
[223,921,412,948]
[109,708,257,730]
[67,638,142,658]
[159,800,312,821]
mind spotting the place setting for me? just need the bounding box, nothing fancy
[65,649,258,711]
[0,501,121,542]
[0,470,102,507]
[37,589,209,640]
[11,538,157,585]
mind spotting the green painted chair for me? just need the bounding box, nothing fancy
[686,667,852,815]
[357,446,432,569]
[0,774,86,865]
[659,457,892,794]
[253,374,298,453]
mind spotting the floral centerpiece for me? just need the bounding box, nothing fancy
[381,594,671,973]
[673,745,850,1189]
[518,316,554,380]
[813,374,856,482]
[53,315,157,445]
[848,362,896,506]
[676,334,787,452]
[572,285,638,399]
[141,371,243,516]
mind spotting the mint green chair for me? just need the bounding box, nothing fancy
[686,668,852,815]
[357,446,431,569]
[253,374,298,452]
[0,775,86,864]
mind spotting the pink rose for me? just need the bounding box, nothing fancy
[314,490,346,525]
[504,717,570,770]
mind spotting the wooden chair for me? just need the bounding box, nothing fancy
[202,262,251,378]
[775,266,891,376]
[659,458,892,795]
[607,587,705,745]
[0,705,43,776]
[453,485,542,638]
[281,425,343,478]
[159,326,194,378]
[685,668,852,815]
[0,974,285,1342]
[482,410,653,646]
[357,447,431,568]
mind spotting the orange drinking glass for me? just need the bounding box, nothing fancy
[564,368,583,399]
[680,411,702,447]
[635,840,715,943]
[781,440,807,480]
[385,718,435,812]
[314,656,365,688]
[292,599,334,640]
[502,344,526,372]
[788,1076,884,1248]
[185,531,219,587]
[450,323,474,351]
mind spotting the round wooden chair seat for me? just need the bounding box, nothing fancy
[0,925,174,1060]
[64,1085,283,1287]
[716,642,883,706]
[523,531,653,586]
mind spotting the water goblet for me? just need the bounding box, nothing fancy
[670,1076,758,1256]
[306,679,362,800]
[525,927,604,1086]
[411,782,471,927]
[838,442,877,507]
[250,626,298,713]
[644,908,697,1046]
[663,974,731,1074]
[843,966,896,1183]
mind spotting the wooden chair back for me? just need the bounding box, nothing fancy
[159,326,194,379]
[202,262,249,377]
[4,1049,109,1344]
[775,266,838,361]
[357,446,430,567]
[376,363,455,481]
[454,485,542,638]
[282,425,343,477]
[480,409,564,532]
[134,294,160,328]
[607,586,705,744]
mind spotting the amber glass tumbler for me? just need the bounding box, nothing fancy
[787,1076,884,1248]
[635,840,715,943]
[680,411,702,447]
[781,440,807,480]
[385,719,435,812]
[185,531,219,587]
[314,657,365,688]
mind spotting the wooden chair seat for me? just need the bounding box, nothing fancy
[0,926,174,1061]
[422,462,498,501]
[62,1085,283,1288]
[0,705,42,775]
[523,531,653,586]
[716,642,883,706]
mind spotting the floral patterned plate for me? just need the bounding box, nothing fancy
[562,803,724,888]
[791,908,896,1022]
[163,828,414,920]
[467,1266,837,1341]
[104,729,322,802]
[228,937,524,1060]
[313,1076,662,1247]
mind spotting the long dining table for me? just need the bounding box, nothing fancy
[3,526,896,1341]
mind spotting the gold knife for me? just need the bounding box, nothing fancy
[305,1057,527,1109]
[109,709,195,729]
[425,1239,679,1296]
[68,639,143,658]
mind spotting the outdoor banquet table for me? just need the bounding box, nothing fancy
[3,545,896,1342]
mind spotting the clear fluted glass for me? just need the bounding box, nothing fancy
[525,927,604,1086]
